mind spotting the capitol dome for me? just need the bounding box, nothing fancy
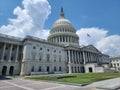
[47,8,79,45]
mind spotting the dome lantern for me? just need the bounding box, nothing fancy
[60,7,64,18]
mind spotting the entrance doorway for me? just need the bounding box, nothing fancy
[9,66,14,75]
[2,66,7,75]
[89,67,93,72]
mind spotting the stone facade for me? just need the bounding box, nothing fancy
[110,56,120,71]
[0,8,111,76]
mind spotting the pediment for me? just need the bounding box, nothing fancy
[82,45,101,53]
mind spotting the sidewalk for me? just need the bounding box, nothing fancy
[85,78,120,90]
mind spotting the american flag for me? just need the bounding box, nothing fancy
[87,33,91,38]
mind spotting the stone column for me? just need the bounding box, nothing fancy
[64,36,66,42]
[9,44,13,62]
[68,50,72,74]
[77,51,80,64]
[71,50,73,63]
[88,52,90,63]
[15,45,19,62]
[68,36,70,42]
[83,51,86,65]
[1,43,6,61]
[74,51,77,64]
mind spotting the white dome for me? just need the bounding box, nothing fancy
[53,18,71,27]
[47,8,79,45]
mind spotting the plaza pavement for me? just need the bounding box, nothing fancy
[0,77,120,90]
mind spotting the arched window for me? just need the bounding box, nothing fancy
[9,66,14,75]
[2,66,7,75]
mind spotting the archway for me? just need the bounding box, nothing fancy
[89,67,93,72]
[9,66,14,75]
[2,66,7,75]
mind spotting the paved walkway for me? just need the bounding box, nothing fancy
[0,77,120,90]
[85,78,120,90]
[0,78,95,90]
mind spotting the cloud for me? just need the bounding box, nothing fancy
[0,0,51,39]
[77,27,120,56]
[96,35,120,56]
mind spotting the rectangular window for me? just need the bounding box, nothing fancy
[39,66,41,72]
[33,46,36,49]
[54,66,56,71]
[59,67,61,71]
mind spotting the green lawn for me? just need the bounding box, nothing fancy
[26,73,120,84]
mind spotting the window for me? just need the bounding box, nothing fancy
[33,46,36,49]
[117,63,119,66]
[47,66,50,72]
[11,56,14,61]
[47,49,49,51]
[31,66,34,72]
[4,56,7,61]
[54,56,56,62]
[59,66,61,71]
[12,47,15,51]
[59,51,61,53]
[54,66,56,71]
[54,50,56,52]
[47,54,50,61]
[39,56,42,61]
[40,47,42,50]
[6,47,8,50]
[39,66,41,72]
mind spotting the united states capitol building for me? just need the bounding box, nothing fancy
[0,8,117,76]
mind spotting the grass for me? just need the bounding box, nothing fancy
[26,73,120,84]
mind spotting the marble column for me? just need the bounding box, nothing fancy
[83,51,86,65]
[71,50,73,63]
[9,44,13,62]
[15,45,19,62]
[77,51,80,64]
[68,50,72,74]
[68,36,70,42]
[74,51,76,64]
[1,43,6,61]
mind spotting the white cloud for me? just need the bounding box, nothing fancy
[96,35,120,56]
[77,27,120,56]
[0,0,51,38]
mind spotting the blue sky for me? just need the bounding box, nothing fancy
[0,0,120,35]
[0,0,120,56]
[46,0,120,35]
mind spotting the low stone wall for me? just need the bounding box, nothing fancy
[31,72,48,75]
